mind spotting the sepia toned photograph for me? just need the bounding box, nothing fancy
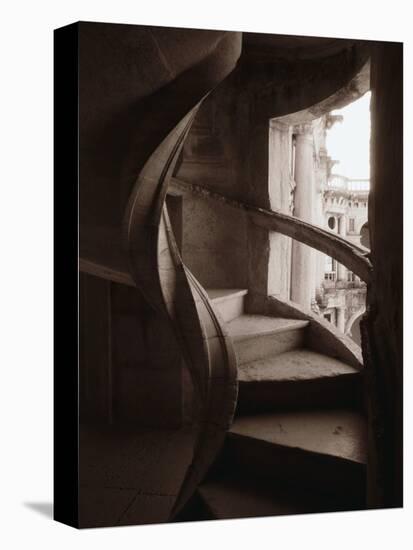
[54,21,403,529]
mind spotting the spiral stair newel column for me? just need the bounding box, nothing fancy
[124,107,238,520]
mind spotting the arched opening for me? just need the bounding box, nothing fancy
[345,306,366,346]
[267,87,370,335]
[360,221,370,249]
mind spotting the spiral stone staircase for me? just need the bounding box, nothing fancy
[77,24,375,527]
[175,288,366,520]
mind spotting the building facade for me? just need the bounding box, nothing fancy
[318,174,369,344]
[280,112,369,344]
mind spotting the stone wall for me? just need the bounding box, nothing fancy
[173,89,249,290]
[180,193,248,289]
[80,273,186,428]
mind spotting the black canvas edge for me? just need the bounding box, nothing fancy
[53,22,79,529]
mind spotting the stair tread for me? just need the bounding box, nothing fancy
[230,409,366,464]
[238,349,359,383]
[198,476,361,519]
[227,315,309,339]
[206,288,248,302]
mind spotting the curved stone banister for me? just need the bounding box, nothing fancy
[119,32,242,518]
[79,29,241,521]
[250,210,372,284]
[170,178,373,284]
[124,109,238,520]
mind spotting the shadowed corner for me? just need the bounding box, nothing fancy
[24,502,53,519]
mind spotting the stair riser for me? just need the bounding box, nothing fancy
[222,435,366,502]
[237,375,362,414]
[213,295,245,323]
[234,329,305,365]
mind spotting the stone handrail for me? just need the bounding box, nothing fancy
[80,31,243,523]
[123,33,242,520]
[171,178,373,284]
[126,111,238,521]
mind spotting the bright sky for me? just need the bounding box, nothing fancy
[326,92,371,180]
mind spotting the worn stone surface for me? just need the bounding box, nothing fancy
[214,409,366,502]
[230,409,367,464]
[227,315,308,365]
[249,294,364,369]
[236,349,363,414]
[206,288,247,322]
[238,349,358,382]
[206,288,248,301]
[227,314,308,338]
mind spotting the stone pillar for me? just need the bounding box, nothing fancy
[337,215,347,281]
[336,306,346,333]
[315,152,327,297]
[291,123,316,309]
[313,211,324,276]
[267,121,294,301]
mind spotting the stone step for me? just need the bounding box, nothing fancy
[226,315,309,364]
[221,409,366,500]
[237,349,363,413]
[206,288,248,323]
[197,474,365,521]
